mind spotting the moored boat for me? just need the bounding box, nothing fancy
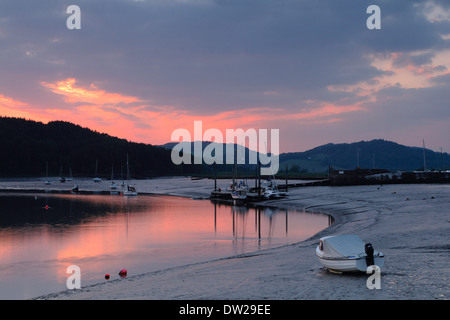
[45,161,51,185]
[110,181,119,194]
[110,165,120,194]
[231,180,248,200]
[123,185,138,197]
[93,159,102,183]
[315,234,384,273]
[59,165,66,183]
[231,189,247,200]
[122,153,138,197]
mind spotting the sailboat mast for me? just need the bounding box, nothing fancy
[126,153,130,182]
[423,139,427,172]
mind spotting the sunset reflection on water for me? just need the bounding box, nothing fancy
[0,193,331,299]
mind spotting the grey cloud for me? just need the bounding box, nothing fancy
[430,72,450,84]
[0,0,449,116]
[393,52,435,67]
[372,84,450,122]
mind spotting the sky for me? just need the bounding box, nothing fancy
[0,0,449,153]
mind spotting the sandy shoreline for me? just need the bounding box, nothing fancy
[1,177,449,300]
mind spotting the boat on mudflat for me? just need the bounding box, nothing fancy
[122,153,138,197]
[315,234,384,273]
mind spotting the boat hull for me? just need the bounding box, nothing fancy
[123,192,138,197]
[231,191,247,200]
[316,246,384,272]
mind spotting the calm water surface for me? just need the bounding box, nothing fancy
[0,192,331,299]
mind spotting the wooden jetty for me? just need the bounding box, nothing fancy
[210,190,263,201]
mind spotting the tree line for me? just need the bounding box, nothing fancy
[0,117,199,178]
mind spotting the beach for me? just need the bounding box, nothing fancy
[1,177,449,300]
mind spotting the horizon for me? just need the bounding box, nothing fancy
[1,1,449,154]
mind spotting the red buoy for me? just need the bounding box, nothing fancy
[45,205,49,210]
[105,274,110,280]
[119,269,127,278]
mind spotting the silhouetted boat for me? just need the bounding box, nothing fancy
[67,168,73,181]
[123,154,138,197]
[110,164,119,195]
[45,161,51,185]
[59,166,66,183]
[93,159,102,183]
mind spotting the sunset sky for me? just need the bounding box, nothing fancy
[1,0,449,153]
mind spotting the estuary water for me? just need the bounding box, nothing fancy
[0,192,331,299]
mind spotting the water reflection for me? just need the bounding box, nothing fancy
[0,192,332,299]
[223,204,333,251]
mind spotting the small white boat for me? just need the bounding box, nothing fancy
[261,179,285,199]
[231,180,248,200]
[263,187,280,199]
[123,185,138,197]
[231,189,247,200]
[315,235,384,273]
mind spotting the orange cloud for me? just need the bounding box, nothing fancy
[0,94,27,108]
[33,78,155,142]
[41,78,141,105]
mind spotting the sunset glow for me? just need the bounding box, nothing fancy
[1,0,450,303]
[0,94,47,122]
[1,0,449,152]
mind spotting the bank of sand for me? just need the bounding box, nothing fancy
[1,177,448,299]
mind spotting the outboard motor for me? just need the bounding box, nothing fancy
[365,243,375,266]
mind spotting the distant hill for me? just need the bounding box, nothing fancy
[161,141,262,176]
[163,139,450,173]
[161,141,260,165]
[279,139,450,173]
[0,117,186,178]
